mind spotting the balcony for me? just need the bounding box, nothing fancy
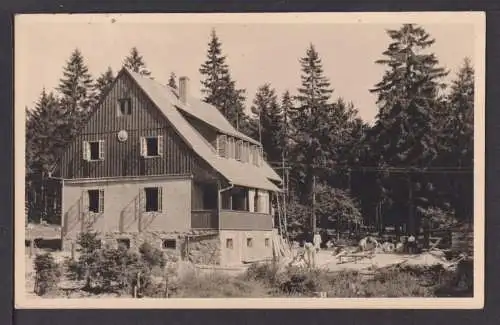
[219,210,273,230]
[191,209,273,231]
[191,210,218,229]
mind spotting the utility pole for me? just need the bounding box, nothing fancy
[408,174,414,235]
[311,175,316,234]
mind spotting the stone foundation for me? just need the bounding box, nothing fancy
[62,230,220,264]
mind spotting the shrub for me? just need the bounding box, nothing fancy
[244,262,279,285]
[139,242,166,270]
[34,253,61,296]
[275,267,330,296]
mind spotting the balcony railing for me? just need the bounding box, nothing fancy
[219,209,273,230]
[191,210,218,229]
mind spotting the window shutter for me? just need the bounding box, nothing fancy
[83,141,90,161]
[139,188,145,213]
[99,189,104,213]
[82,190,90,212]
[99,140,105,160]
[140,137,147,157]
[157,187,163,212]
[157,136,164,156]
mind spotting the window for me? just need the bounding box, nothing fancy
[162,239,176,249]
[140,136,163,158]
[265,238,270,247]
[246,238,253,247]
[83,140,104,161]
[227,137,235,159]
[88,189,104,213]
[235,140,243,161]
[217,135,227,157]
[144,187,162,212]
[117,98,132,116]
[226,238,233,249]
[117,238,130,249]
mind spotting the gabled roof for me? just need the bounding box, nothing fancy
[124,68,282,192]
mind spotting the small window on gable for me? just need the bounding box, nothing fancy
[265,238,270,247]
[162,239,176,249]
[83,140,104,161]
[140,136,163,158]
[88,189,104,213]
[144,187,162,212]
[246,238,253,247]
[117,98,132,116]
[226,238,233,249]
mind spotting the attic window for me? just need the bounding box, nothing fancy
[141,136,163,158]
[83,140,104,161]
[117,98,132,116]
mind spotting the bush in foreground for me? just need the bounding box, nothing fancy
[34,253,61,296]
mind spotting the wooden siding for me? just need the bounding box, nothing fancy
[219,210,273,230]
[58,71,219,182]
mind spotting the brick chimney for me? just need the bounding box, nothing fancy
[179,76,189,104]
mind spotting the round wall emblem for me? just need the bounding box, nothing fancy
[117,130,128,142]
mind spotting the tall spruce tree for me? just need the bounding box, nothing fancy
[369,24,448,234]
[436,58,474,223]
[94,67,115,102]
[250,84,284,163]
[168,72,178,89]
[57,48,96,133]
[289,44,335,203]
[123,47,151,76]
[57,49,95,110]
[199,29,247,130]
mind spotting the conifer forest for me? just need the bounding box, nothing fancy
[25,24,474,242]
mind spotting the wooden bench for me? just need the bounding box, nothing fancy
[337,253,374,264]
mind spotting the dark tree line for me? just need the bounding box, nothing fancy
[26,25,474,242]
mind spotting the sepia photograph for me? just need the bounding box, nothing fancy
[14,12,485,309]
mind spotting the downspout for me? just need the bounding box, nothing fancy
[218,182,234,231]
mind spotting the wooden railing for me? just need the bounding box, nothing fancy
[219,210,273,230]
[191,210,218,229]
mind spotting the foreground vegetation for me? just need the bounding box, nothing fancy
[31,233,472,299]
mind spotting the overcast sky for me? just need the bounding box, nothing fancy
[15,14,478,124]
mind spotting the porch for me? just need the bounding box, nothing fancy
[191,182,274,231]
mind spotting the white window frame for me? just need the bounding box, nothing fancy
[83,140,105,161]
[87,188,104,214]
[235,140,243,161]
[140,136,164,158]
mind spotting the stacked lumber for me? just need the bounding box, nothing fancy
[271,229,292,260]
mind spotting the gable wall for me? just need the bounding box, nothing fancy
[58,71,218,182]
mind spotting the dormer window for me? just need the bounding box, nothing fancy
[117,98,132,116]
[216,135,227,158]
[140,136,163,158]
[235,140,243,161]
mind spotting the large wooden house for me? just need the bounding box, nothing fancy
[51,67,282,266]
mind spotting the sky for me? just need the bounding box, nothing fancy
[15,14,479,124]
